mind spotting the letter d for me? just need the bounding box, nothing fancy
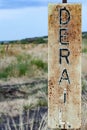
[60,7,70,25]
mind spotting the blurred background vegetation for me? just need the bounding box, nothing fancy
[0,33,87,130]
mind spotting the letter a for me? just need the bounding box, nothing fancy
[59,69,70,84]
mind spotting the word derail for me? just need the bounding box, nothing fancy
[48,4,81,129]
[59,7,70,85]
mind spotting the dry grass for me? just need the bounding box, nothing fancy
[0,81,48,114]
[0,90,48,130]
[81,95,87,130]
[0,44,48,82]
[0,43,48,129]
[0,95,87,130]
[0,40,87,129]
[0,44,48,60]
[2,108,48,130]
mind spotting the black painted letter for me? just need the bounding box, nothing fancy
[59,69,70,84]
[59,28,69,45]
[60,7,70,25]
[59,49,70,64]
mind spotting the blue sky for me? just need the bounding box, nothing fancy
[0,0,87,41]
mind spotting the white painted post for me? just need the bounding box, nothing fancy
[48,2,82,130]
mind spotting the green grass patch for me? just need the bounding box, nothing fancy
[82,80,87,93]
[82,48,87,53]
[0,72,8,79]
[0,64,14,78]
[23,104,34,110]
[82,38,87,45]
[17,62,29,76]
[82,32,87,39]
[0,45,5,56]
[0,54,48,79]
[37,99,47,107]
[31,59,47,72]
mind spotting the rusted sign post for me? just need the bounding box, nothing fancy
[48,2,82,130]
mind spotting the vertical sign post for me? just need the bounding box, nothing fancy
[48,3,82,130]
[62,0,67,3]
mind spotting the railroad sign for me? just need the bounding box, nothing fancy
[48,4,82,129]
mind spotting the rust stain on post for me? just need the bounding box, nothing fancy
[48,4,82,129]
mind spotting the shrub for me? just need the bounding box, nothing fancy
[0,53,47,79]
[23,104,34,110]
[0,72,8,79]
[82,32,87,39]
[21,40,27,44]
[17,62,29,76]
[37,99,47,107]
[82,80,87,94]
[31,59,47,72]
[0,64,14,79]
[34,38,46,44]
[82,48,87,53]
[0,45,5,55]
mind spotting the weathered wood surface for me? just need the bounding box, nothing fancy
[48,4,82,129]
